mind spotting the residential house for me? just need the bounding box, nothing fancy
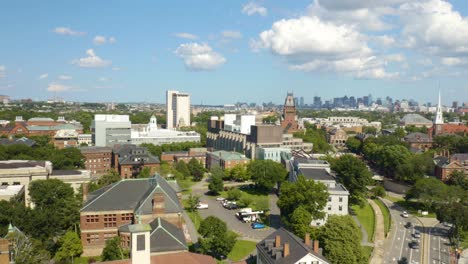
[80,146,113,176]
[113,145,160,178]
[206,150,250,170]
[404,132,433,152]
[257,228,330,264]
[434,153,468,181]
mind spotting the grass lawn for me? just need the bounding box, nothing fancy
[220,187,269,211]
[351,203,376,242]
[75,256,101,264]
[362,246,374,262]
[182,199,203,230]
[227,240,257,262]
[374,199,391,237]
[385,195,403,203]
[178,178,197,195]
[394,200,437,218]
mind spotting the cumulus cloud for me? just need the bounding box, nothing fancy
[47,83,71,92]
[175,43,226,71]
[174,33,198,40]
[58,75,72,80]
[93,35,116,45]
[242,2,267,16]
[255,16,397,79]
[372,35,396,47]
[0,65,5,78]
[53,27,86,36]
[441,57,466,66]
[222,30,242,39]
[72,49,111,68]
[399,0,468,56]
[38,73,48,79]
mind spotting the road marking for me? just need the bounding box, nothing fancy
[399,226,407,260]
[438,231,441,262]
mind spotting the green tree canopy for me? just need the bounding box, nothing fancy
[320,215,365,264]
[101,237,128,261]
[174,160,191,179]
[277,175,328,225]
[198,216,236,259]
[345,137,362,154]
[330,155,372,205]
[54,231,83,262]
[208,167,224,195]
[188,158,205,181]
[247,160,287,190]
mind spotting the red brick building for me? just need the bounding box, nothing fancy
[80,175,183,256]
[281,93,300,133]
[404,132,433,152]
[80,146,113,176]
[161,148,207,167]
[113,145,160,178]
[434,153,468,181]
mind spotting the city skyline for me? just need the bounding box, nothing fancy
[1,0,468,104]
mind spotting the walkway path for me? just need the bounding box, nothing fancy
[351,215,373,247]
[369,199,385,264]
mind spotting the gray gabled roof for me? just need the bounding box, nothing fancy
[81,175,182,213]
[148,218,187,252]
[298,168,335,181]
[257,227,329,264]
[0,137,36,147]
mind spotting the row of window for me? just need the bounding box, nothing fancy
[85,232,116,245]
[328,197,344,202]
[327,205,344,211]
[85,213,133,223]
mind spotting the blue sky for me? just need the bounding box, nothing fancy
[0,0,467,105]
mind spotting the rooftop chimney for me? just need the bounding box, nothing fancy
[82,182,89,202]
[284,243,290,257]
[275,235,281,248]
[304,233,311,248]
[313,240,319,254]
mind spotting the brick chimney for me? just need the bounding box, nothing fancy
[275,235,281,248]
[313,240,319,254]
[152,192,165,215]
[304,233,311,248]
[82,182,89,202]
[284,243,290,257]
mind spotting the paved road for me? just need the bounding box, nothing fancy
[382,199,422,264]
[427,223,451,264]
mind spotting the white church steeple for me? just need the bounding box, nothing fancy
[434,91,444,125]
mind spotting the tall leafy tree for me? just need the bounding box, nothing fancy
[54,231,83,262]
[320,215,366,264]
[208,167,224,195]
[188,158,205,181]
[174,160,191,179]
[330,155,372,205]
[277,175,328,225]
[247,160,287,190]
[101,237,129,261]
[198,216,236,259]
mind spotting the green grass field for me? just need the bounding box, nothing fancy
[182,199,203,230]
[362,246,374,262]
[227,240,257,261]
[352,203,376,242]
[374,199,391,237]
[219,187,269,211]
[384,195,403,203]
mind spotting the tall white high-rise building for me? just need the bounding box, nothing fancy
[166,90,191,129]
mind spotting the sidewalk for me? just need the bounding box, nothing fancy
[369,199,385,264]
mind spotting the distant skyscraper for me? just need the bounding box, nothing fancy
[368,94,373,105]
[350,96,356,108]
[166,90,191,129]
[299,97,304,107]
[313,96,322,108]
[452,101,459,109]
[363,96,369,106]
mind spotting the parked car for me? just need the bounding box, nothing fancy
[216,197,226,201]
[413,230,421,238]
[251,222,265,229]
[402,211,409,218]
[196,203,209,209]
[409,240,419,249]
[405,222,412,228]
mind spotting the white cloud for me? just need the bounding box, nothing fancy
[58,75,72,80]
[221,30,242,39]
[93,35,117,45]
[174,33,198,40]
[309,1,396,31]
[47,83,71,92]
[0,65,5,78]
[38,73,48,79]
[399,0,468,56]
[175,43,226,71]
[441,57,465,66]
[98,77,109,82]
[255,16,397,79]
[373,35,396,47]
[53,27,86,36]
[242,2,267,17]
[72,49,111,68]
[385,54,405,62]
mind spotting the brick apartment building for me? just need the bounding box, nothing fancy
[113,145,160,178]
[434,153,468,181]
[404,132,433,152]
[80,175,183,256]
[206,150,250,170]
[80,146,113,176]
[161,148,207,167]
